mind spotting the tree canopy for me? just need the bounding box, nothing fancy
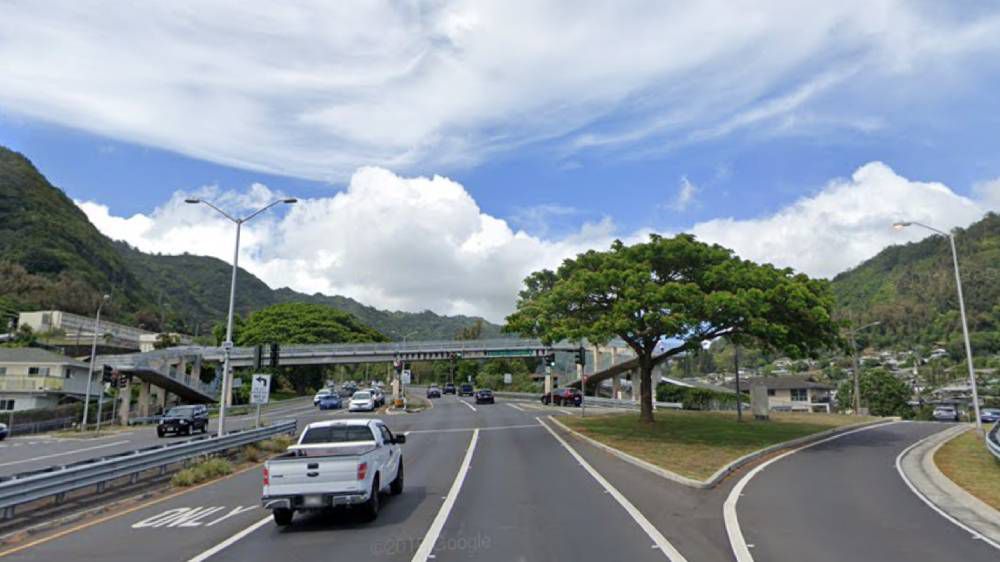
[505,234,838,422]
[236,302,387,346]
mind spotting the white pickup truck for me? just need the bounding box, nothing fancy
[261,418,405,526]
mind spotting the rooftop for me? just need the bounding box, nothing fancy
[727,376,834,392]
[0,347,88,368]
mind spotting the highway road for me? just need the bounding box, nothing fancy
[1,396,995,562]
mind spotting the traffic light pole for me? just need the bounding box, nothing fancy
[95,378,107,435]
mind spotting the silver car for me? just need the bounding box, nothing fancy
[932,405,960,422]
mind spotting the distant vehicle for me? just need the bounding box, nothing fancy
[261,419,405,526]
[980,408,1000,423]
[459,383,475,397]
[157,405,208,437]
[313,389,333,406]
[443,383,456,395]
[349,391,377,412]
[318,394,343,410]
[366,388,385,407]
[426,385,442,398]
[0,422,7,440]
[340,382,358,397]
[932,405,960,422]
[474,389,495,404]
[542,388,583,407]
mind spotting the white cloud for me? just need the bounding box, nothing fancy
[691,162,993,278]
[77,168,614,322]
[665,177,698,212]
[78,162,998,321]
[3,2,1000,179]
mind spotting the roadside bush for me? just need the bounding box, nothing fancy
[656,384,746,410]
[171,457,233,487]
[258,434,294,453]
[240,445,262,463]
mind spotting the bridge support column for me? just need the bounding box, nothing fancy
[137,381,151,417]
[611,347,621,400]
[156,387,167,415]
[190,356,202,387]
[118,377,132,426]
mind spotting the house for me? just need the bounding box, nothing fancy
[0,347,102,412]
[727,376,834,413]
[18,310,156,354]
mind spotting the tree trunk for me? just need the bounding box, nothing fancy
[639,356,654,424]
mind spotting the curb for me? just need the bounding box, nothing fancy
[548,415,896,489]
[897,424,1000,550]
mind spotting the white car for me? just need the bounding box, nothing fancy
[262,419,405,525]
[349,391,376,412]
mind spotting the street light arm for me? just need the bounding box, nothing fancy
[242,199,289,223]
[196,199,239,223]
[897,221,949,237]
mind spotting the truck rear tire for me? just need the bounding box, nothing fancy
[273,508,293,527]
[390,461,404,495]
[361,477,380,521]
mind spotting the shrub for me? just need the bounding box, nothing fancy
[170,457,233,487]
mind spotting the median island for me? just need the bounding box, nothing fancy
[934,429,1000,511]
[559,410,879,481]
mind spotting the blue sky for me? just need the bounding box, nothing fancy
[2,1,999,320]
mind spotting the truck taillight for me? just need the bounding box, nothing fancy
[263,466,270,486]
[357,462,368,481]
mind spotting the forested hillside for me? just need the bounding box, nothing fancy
[832,213,1000,355]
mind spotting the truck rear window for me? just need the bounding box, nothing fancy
[300,426,376,444]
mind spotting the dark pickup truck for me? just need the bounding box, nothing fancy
[157,404,209,437]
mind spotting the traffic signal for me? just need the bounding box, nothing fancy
[269,343,280,368]
[574,347,585,367]
[253,345,264,371]
[393,359,403,374]
[101,364,113,384]
[544,354,556,367]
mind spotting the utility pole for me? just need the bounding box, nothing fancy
[81,294,110,431]
[734,342,742,422]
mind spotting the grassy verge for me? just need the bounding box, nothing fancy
[934,429,1000,511]
[51,426,133,439]
[560,410,880,481]
[170,434,294,488]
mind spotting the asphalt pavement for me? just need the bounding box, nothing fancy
[1,396,995,562]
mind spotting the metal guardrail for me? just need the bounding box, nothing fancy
[493,391,681,410]
[987,421,1000,461]
[0,419,297,519]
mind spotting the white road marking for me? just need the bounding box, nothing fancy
[406,424,540,435]
[0,440,131,467]
[539,417,688,562]
[895,430,1000,551]
[724,421,898,562]
[186,515,273,562]
[457,398,477,412]
[507,403,525,412]
[411,429,479,562]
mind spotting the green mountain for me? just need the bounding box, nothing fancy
[831,213,1000,355]
[0,146,499,340]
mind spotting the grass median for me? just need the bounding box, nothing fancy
[560,410,880,481]
[934,428,1000,511]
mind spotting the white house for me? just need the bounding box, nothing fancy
[0,348,101,412]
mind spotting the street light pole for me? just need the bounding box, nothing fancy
[848,320,880,416]
[894,221,983,435]
[81,294,110,431]
[186,197,297,437]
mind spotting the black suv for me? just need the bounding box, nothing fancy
[443,382,457,394]
[474,389,495,404]
[459,383,475,397]
[157,405,209,437]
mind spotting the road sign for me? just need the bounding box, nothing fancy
[250,374,271,405]
[401,369,411,385]
[503,373,512,384]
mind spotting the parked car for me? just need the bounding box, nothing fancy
[427,385,442,398]
[349,391,377,412]
[932,405,960,422]
[474,389,495,404]
[459,383,475,397]
[318,394,343,410]
[980,408,1000,423]
[0,422,7,440]
[313,389,333,406]
[541,388,583,407]
[157,404,209,437]
[261,418,405,525]
[340,382,358,397]
[443,383,456,395]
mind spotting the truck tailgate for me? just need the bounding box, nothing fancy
[265,455,364,497]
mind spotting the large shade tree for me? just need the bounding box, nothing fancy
[505,234,839,423]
